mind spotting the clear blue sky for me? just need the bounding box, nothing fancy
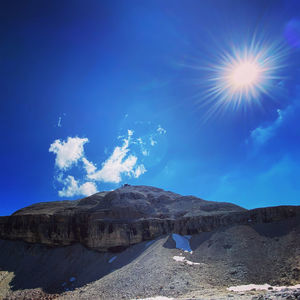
[1,0,300,215]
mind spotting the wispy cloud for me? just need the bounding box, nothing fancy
[249,109,283,147]
[142,149,149,156]
[157,125,167,135]
[248,100,298,149]
[57,113,66,128]
[135,137,149,156]
[133,164,147,178]
[88,130,146,183]
[150,136,157,146]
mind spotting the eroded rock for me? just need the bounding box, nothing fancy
[0,185,299,251]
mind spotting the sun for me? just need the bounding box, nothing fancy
[195,40,287,120]
[230,61,260,88]
[217,52,268,104]
[184,36,288,121]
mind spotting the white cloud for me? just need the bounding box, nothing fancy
[50,126,166,197]
[58,175,97,197]
[157,125,167,135]
[88,131,145,183]
[82,157,97,174]
[49,137,88,170]
[57,116,62,128]
[79,181,98,196]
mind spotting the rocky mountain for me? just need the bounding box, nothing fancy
[0,185,300,300]
[0,185,299,252]
[0,212,300,300]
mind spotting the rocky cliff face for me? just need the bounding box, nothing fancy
[0,185,299,252]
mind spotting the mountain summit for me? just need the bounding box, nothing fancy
[12,185,245,218]
[0,185,299,252]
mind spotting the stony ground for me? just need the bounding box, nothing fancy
[1,216,299,300]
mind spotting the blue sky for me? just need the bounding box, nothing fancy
[1,0,300,215]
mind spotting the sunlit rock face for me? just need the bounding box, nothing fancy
[0,185,299,252]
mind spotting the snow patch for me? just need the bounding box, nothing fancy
[228,283,300,292]
[185,260,200,265]
[173,255,200,265]
[172,233,192,253]
[173,255,185,262]
[108,256,117,263]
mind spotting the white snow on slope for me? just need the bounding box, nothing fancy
[172,233,192,253]
[228,283,300,292]
[108,256,117,263]
[173,255,200,265]
[173,255,185,262]
[185,259,200,265]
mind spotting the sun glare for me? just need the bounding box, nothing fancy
[192,39,287,120]
[218,52,268,104]
[230,61,260,88]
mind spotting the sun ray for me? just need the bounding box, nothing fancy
[189,38,288,121]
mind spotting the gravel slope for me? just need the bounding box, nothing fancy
[1,216,299,300]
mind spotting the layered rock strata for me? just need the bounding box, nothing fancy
[0,185,299,252]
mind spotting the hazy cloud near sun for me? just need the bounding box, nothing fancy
[248,94,300,150]
[49,126,165,197]
[249,109,283,147]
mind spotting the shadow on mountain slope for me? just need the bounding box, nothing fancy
[0,217,300,299]
[189,217,300,286]
[0,238,150,295]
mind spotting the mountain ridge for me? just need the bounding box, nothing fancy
[0,185,299,252]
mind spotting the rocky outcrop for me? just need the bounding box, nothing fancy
[0,185,299,252]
